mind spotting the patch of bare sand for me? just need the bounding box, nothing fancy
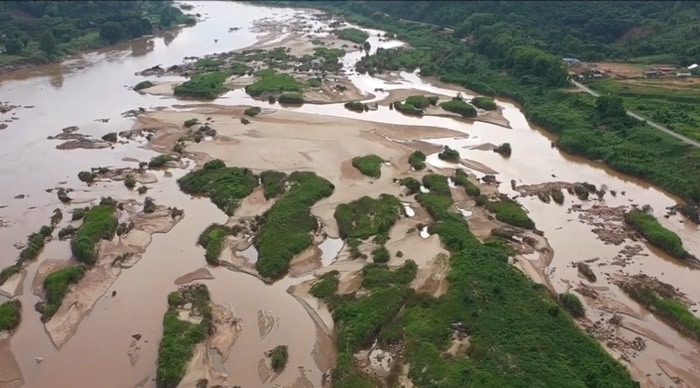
[209,303,240,362]
[288,246,322,278]
[40,205,182,349]
[657,359,700,388]
[139,81,177,97]
[288,281,337,373]
[175,267,215,285]
[0,269,25,298]
[0,337,23,388]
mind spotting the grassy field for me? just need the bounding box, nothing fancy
[588,78,700,142]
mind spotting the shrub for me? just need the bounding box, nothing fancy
[408,150,426,170]
[78,171,97,184]
[344,101,365,113]
[101,132,118,143]
[149,155,175,169]
[19,228,51,262]
[72,207,88,221]
[427,96,439,106]
[334,195,402,239]
[452,169,481,197]
[310,271,340,299]
[278,92,304,105]
[41,265,86,322]
[351,154,384,178]
[440,99,477,117]
[399,177,422,194]
[57,188,71,203]
[70,205,117,265]
[422,174,451,196]
[371,245,390,263]
[559,292,585,318]
[576,262,596,282]
[437,146,460,162]
[624,209,692,260]
[308,77,323,87]
[405,95,431,110]
[551,188,565,204]
[0,264,22,287]
[471,96,498,110]
[244,106,261,117]
[183,118,199,128]
[124,174,136,189]
[493,142,512,156]
[269,345,289,372]
[173,71,227,99]
[478,196,536,229]
[177,161,258,215]
[260,170,287,200]
[144,197,156,213]
[336,28,369,44]
[197,224,234,265]
[394,101,424,116]
[134,80,154,91]
[245,69,303,97]
[0,300,22,331]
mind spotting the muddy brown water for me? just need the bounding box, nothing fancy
[0,1,699,387]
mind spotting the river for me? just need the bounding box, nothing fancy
[0,1,698,387]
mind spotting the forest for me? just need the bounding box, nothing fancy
[0,1,193,66]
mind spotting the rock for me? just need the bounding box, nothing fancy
[0,123,7,130]
[35,357,44,364]
[61,125,80,133]
[14,194,25,199]
[132,333,142,341]
[240,117,250,125]
[13,241,25,250]
[56,138,111,150]
[112,290,117,297]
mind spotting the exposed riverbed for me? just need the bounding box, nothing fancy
[1,1,699,388]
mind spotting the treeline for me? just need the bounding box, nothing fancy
[0,1,194,64]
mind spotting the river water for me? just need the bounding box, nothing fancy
[0,1,699,387]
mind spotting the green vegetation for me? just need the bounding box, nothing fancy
[422,174,451,196]
[72,207,88,221]
[40,265,86,322]
[371,245,390,263]
[576,262,597,282]
[493,142,512,157]
[471,96,498,111]
[559,293,585,318]
[177,159,258,215]
[408,150,426,170]
[254,172,334,278]
[551,188,565,204]
[157,284,212,388]
[0,2,192,68]
[17,224,54,263]
[0,264,22,286]
[310,271,339,299]
[260,170,287,200]
[148,155,175,169]
[124,174,136,189]
[399,177,422,194]
[452,169,481,197]
[334,195,402,240]
[440,99,477,118]
[269,345,289,372]
[404,95,431,109]
[344,101,366,113]
[245,69,304,97]
[173,71,227,100]
[183,118,199,128]
[476,195,536,229]
[244,106,261,117]
[336,28,369,44]
[70,205,117,265]
[620,283,700,341]
[351,154,384,178]
[308,77,323,87]
[278,92,304,105]
[101,132,117,143]
[624,209,693,261]
[437,145,460,162]
[78,170,97,184]
[393,101,423,116]
[0,300,21,332]
[360,260,417,290]
[134,80,154,91]
[197,224,234,265]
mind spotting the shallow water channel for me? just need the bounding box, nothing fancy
[0,1,699,387]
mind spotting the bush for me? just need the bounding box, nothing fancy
[0,264,22,286]
[624,209,692,260]
[245,69,303,97]
[197,224,234,265]
[144,197,156,213]
[493,142,512,156]
[394,101,423,116]
[308,77,323,87]
[72,207,88,221]
[149,155,175,169]
[351,154,384,178]
[336,28,369,44]
[269,345,289,372]
[78,171,97,184]
[310,271,340,299]
[183,118,199,128]
[70,205,117,265]
[437,146,460,162]
[440,99,477,117]
[559,292,585,317]
[399,177,422,194]
[260,170,287,200]
[344,101,365,113]
[124,174,136,189]
[244,106,261,117]
[255,172,334,278]
[404,95,431,109]
[551,188,565,204]
[19,228,51,262]
[452,169,481,197]
[408,150,426,170]
[371,245,390,263]
[576,262,597,282]
[177,161,258,215]
[471,96,498,110]
[478,196,536,229]
[173,71,227,99]
[134,80,154,91]
[278,92,304,105]
[0,300,21,331]
[41,265,86,322]
[335,195,402,239]
[101,132,118,143]
[422,174,451,196]
[57,188,71,203]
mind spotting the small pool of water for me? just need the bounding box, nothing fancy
[318,237,344,266]
[402,202,415,217]
[238,244,258,263]
[419,226,431,239]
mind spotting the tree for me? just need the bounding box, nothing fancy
[363,41,371,52]
[595,94,626,120]
[39,31,57,55]
[100,22,124,44]
[4,38,22,55]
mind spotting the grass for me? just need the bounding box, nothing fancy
[0,264,22,287]
[361,261,417,290]
[476,195,536,229]
[587,78,700,143]
[452,169,481,197]
[624,209,693,260]
[400,177,422,194]
[269,345,289,372]
[197,224,235,265]
[177,159,258,215]
[157,284,212,388]
[351,154,384,178]
[404,95,431,109]
[71,205,117,265]
[0,300,21,332]
[40,265,86,322]
[471,96,498,110]
[260,170,287,200]
[334,194,402,240]
[173,71,228,100]
[245,69,304,97]
[254,172,334,278]
[408,150,426,170]
[310,271,340,299]
[437,145,460,162]
[440,99,477,117]
[422,174,451,196]
[278,92,304,105]
[336,28,369,44]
